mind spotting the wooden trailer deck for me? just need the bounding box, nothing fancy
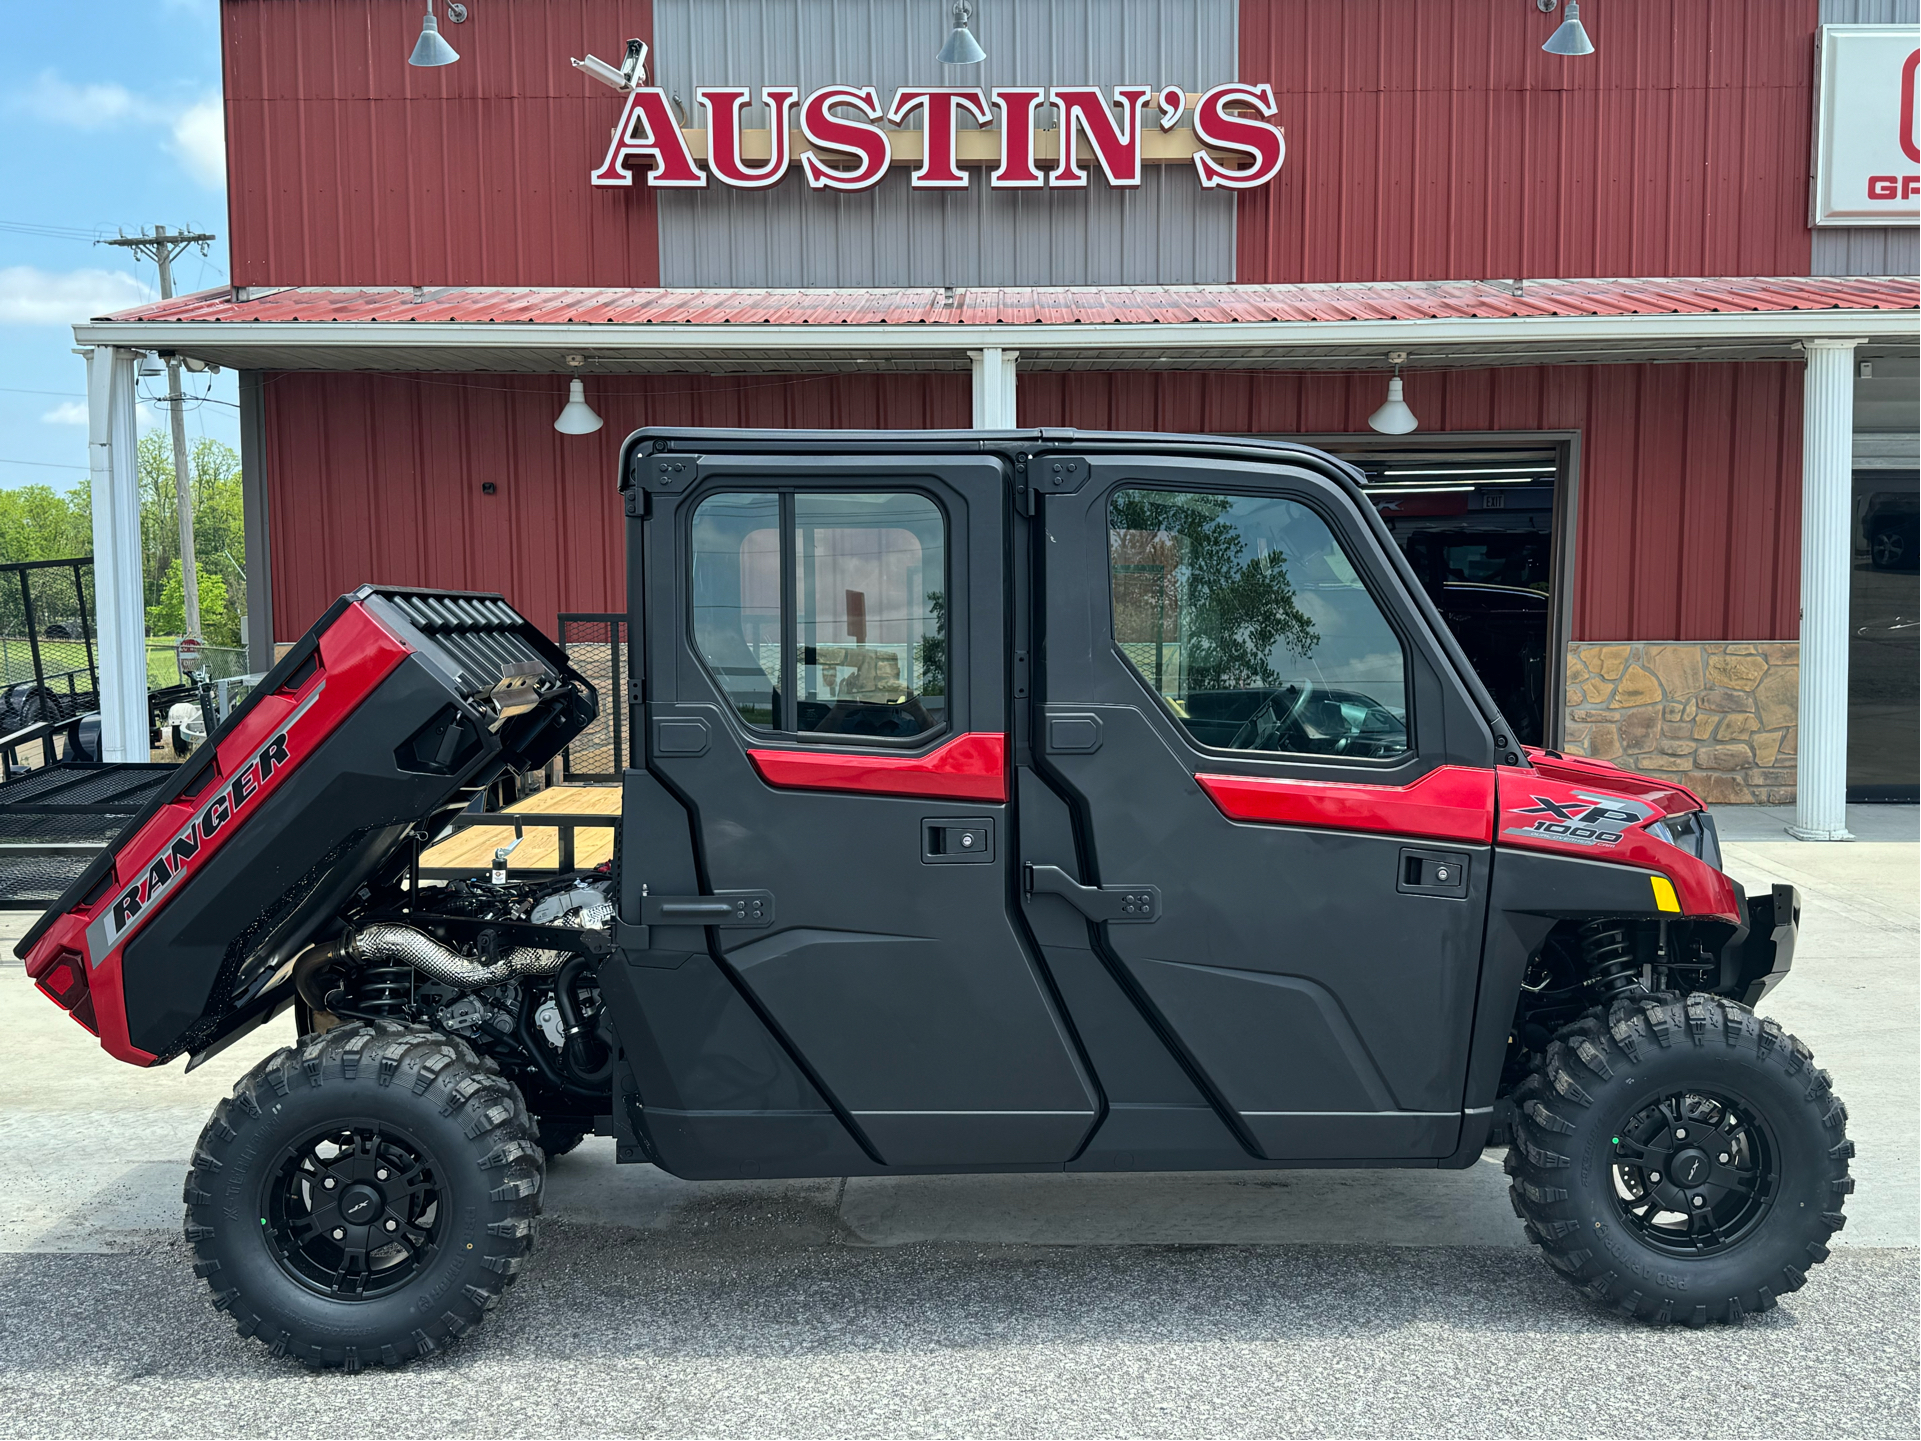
[418,784,620,876]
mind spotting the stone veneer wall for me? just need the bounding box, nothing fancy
[1560,642,1799,805]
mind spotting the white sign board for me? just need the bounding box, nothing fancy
[1811,24,1920,227]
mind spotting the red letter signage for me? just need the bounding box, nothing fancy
[583,70,1287,194]
[592,88,706,188]
[887,88,993,188]
[1191,83,1286,190]
[800,86,891,190]
[701,87,800,188]
[1050,86,1152,188]
[990,87,1045,187]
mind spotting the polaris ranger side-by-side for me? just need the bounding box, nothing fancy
[20,430,1845,1368]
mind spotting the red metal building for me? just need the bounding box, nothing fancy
[77,0,1919,825]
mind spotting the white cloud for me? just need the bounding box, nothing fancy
[0,266,149,325]
[168,98,227,189]
[13,70,163,130]
[41,401,89,426]
[11,71,225,188]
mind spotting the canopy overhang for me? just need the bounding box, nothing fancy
[72,277,1919,375]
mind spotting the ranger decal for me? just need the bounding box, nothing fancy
[84,684,323,967]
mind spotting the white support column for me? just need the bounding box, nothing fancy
[969,348,1018,429]
[1789,337,1861,842]
[86,345,146,763]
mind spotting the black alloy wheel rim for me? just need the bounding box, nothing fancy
[1607,1089,1779,1256]
[262,1121,444,1299]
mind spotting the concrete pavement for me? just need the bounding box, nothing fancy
[0,804,1914,1435]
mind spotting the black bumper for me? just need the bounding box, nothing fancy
[1723,883,1800,1006]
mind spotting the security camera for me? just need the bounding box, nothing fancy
[571,38,647,92]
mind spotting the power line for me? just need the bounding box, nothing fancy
[0,458,89,471]
[0,386,87,399]
[0,220,112,241]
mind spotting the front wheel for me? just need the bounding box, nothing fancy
[184,1022,543,1369]
[1505,993,1853,1325]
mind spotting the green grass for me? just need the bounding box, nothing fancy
[0,634,248,694]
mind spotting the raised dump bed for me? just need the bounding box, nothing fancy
[16,585,595,1066]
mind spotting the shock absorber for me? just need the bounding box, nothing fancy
[1580,919,1645,1001]
[351,962,414,1017]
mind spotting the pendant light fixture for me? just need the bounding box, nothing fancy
[1367,353,1419,435]
[409,0,460,67]
[1541,0,1595,56]
[554,374,604,435]
[937,0,986,65]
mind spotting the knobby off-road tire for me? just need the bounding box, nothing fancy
[1506,992,1853,1326]
[184,1021,543,1369]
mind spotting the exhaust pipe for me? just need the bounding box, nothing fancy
[293,922,578,1008]
[349,922,572,988]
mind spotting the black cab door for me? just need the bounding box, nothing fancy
[640,450,1098,1169]
[1028,452,1498,1161]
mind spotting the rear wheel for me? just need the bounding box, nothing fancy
[1505,993,1852,1325]
[184,1022,542,1369]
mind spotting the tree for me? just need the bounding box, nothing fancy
[133,433,247,640]
[1109,490,1318,694]
[148,558,238,648]
[0,433,247,646]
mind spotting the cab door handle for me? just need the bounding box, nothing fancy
[1024,865,1160,923]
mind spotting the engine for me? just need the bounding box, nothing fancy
[292,871,618,1119]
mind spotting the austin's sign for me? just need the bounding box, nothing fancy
[580,43,1284,193]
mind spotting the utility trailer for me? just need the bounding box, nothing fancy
[21,430,1842,1369]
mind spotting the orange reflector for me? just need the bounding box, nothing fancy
[1650,876,1681,914]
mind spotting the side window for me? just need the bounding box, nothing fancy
[691,490,948,741]
[691,492,781,727]
[794,493,946,737]
[1109,488,1409,759]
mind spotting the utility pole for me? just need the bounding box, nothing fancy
[99,224,216,641]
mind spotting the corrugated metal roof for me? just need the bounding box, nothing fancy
[106,276,1918,328]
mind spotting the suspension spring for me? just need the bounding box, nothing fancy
[352,962,414,1017]
[1580,919,1645,1001]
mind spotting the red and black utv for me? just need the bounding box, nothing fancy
[20,430,1845,1368]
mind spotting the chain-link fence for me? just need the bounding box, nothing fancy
[558,614,626,780]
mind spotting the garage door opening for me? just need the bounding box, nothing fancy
[1280,434,1577,751]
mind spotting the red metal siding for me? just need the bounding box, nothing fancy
[262,372,967,641]
[222,0,660,287]
[1018,362,1804,642]
[1236,0,1818,283]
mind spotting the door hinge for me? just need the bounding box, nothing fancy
[1024,864,1159,923]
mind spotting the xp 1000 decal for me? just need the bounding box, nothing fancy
[1502,789,1656,848]
[83,684,324,967]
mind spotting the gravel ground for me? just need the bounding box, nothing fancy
[1,1225,1915,1439]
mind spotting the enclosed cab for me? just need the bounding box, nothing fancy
[21,431,1844,1368]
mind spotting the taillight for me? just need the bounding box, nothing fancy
[33,948,98,1035]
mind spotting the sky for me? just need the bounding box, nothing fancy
[0,0,239,492]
